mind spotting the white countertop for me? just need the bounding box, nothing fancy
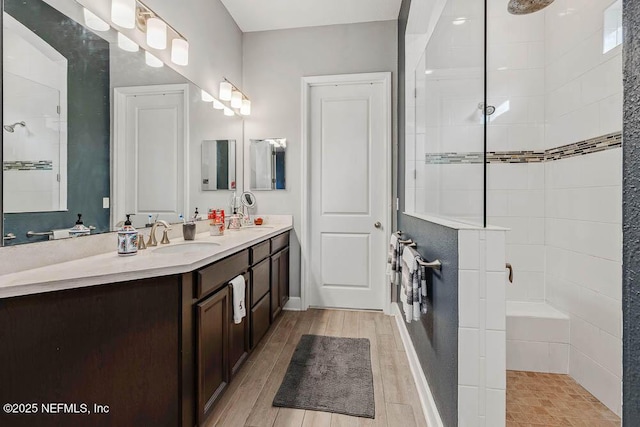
[0,220,292,299]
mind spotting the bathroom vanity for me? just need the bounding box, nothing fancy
[0,224,291,427]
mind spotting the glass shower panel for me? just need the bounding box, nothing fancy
[412,0,486,227]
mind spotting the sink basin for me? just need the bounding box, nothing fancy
[153,242,220,254]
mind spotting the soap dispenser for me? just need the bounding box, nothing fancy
[69,214,91,237]
[117,214,139,256]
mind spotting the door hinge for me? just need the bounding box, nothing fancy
[56,105,61,114]
[56,173,60,182]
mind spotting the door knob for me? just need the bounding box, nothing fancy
[374,222,382,229]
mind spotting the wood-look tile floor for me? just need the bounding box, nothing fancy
[506,371,621,427]
[207,309,428,427]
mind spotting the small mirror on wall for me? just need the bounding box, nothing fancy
[201,140,237,191]
[250,138,286,191]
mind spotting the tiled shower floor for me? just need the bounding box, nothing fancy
[506,371,621,427]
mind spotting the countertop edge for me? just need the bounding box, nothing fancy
[0,224,293,299]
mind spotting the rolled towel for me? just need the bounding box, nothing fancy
[230,275,246,324]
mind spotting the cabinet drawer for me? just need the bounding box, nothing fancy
[251,293,271,348]
[270,232,290,254]
[251,240,270,265]
[251,258,270,306]
[197,250,249,299]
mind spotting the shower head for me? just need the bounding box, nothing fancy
[3,121,26,133]
[508,0,554,15]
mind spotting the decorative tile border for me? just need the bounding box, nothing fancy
[3,160,53,171]
[425,132,622,164]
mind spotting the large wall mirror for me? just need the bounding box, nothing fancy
[249,138,286,191]
[1,0,242,244]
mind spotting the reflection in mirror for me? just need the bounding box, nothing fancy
[201,140,237,191]
[241,191,256,208]
[250,139,286,191]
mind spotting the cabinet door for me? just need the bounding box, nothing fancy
[279,248,290,308]
[270,251,282,321]
[228,272,250,379]
[196,287,229,425]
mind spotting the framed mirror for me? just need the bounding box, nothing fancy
[249,138,286,191]
[201,140,237,191]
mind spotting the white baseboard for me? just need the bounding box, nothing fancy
[283,297,302,311]
[391,303,444,427]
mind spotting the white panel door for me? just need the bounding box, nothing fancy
[309,80,388,310]
[124,92,185,227]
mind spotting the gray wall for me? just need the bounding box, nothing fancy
[623,0,640,424]
[397,1,460,426]
[242,21,398,298]
[3,0,110,245]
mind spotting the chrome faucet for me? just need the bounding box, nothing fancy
[147,220,171,247]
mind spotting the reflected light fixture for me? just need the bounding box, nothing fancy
[219,81,233,101]
[117,32,139,52]
[424,69,434,75]
[452,17,467,25]
[213,99,224,110]
[111,0,136,29]
[231,90,243,109]
[223,107,235,117]
[240,99,251,116]
[83,8,110,32]
[147,17,167,50]
[145,51,163,67]
[201,90,214,102]
[171,39,189,66]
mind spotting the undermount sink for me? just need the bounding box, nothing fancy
[152,242,220,254]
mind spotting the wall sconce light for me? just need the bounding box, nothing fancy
[171,38,189,66]
[83,8,110,32]
[117,32,139,52]
[145,51,163,68]
[241,99,251,116]
[146,17,167,50]
[231,90,243,108]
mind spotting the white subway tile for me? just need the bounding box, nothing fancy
[486,231,507,272]
[486,272,507,331]
[459,328,480,386]
[459,230,481,270]
[486,331,506,389]
[460,270,481,328]
[506,340,549,372]
[486,389,506,427]
[549,343,570,374]
[458,386,480,427]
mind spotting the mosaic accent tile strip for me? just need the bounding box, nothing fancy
[425,132,622,164]
[3,160,53,171]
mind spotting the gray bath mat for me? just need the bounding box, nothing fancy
[272,334,375,418]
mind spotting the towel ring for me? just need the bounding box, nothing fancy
[418,259,442,271]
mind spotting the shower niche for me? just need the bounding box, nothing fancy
[3,13,67,213]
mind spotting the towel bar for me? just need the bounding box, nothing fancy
[418,259,442,271]
[398,238,414,244]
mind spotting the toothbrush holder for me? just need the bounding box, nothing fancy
[183,223,196,240]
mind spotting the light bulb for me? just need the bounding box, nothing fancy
[219,81,232,101]
[83,8,110,32]
[213,99,224,110]
[240,99,251,116]
[223,107,235,117]
[171,38,189,66]
[145,51,163,68]
[117,33,139,52]
[231,90,242,108]
[111,0,136,29]
[147,17,167,50]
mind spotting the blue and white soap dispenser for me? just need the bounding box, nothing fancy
[117,214,139,256]
[69,213,91,237]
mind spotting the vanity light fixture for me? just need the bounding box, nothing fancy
[111,0,136,29]
[145,51,163,68]
[117,32,139,52]
[240,99,251,116]
[213,99,225,110]
[220,78,251,116]
[146,17,167,49]
[83,8,110,32]
[219,81,233,101]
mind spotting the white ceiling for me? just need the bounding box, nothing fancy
[220,0,402,33]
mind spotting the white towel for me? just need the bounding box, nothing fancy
[387,233,399,282]
[50,229,70,240]
[230,275,246,324]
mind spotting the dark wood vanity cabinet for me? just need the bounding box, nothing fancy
[0,230,290,427]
